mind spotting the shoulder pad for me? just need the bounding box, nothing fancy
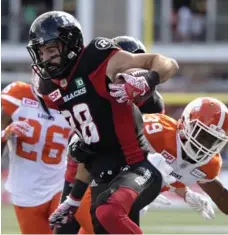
[89,37,118,51]
[198,154,222,182]
[82,37,119,74]
[1,82,31,115]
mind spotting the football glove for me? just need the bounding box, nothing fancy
[109,73,150,103]
[49,196,80,230]
[185,189,215,220]
[1,120,32,142]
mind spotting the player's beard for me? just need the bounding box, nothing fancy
[46,61,59,71]
[41,61,61,78]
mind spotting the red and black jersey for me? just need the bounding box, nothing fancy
[38,37,151,175]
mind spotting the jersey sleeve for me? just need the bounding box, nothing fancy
[89,37,119,53]
[143,113,177,153]
[198,154,222,183]
[86,37,120,73]
[1,82,26,116]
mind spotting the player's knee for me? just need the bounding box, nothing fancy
[90,189,115,233]
[94,201,131,234]
[94,187,138,221]
[95,204,113,222]
[90,204,108,234]
[92,187,138,233]
[97,187,138,212]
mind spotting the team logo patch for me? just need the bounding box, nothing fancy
[49,89,62,102]
[190,168,207,179]
[161,150,176,164]
[63,87,87,102]
[135,169,151,186]
[95,38,112,50]
[90,179,98,187]
[22,98,39,108]
[75,77,85,89]
[38,113,55,121]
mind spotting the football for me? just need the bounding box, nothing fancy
[113,68,148,83]
[113,68,155,104]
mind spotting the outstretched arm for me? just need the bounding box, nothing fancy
[175,186,215,220]
[198,179,228,215]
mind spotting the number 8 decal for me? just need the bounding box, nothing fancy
[62,103,100,144]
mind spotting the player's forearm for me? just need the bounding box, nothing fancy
[128,53,179,84]
[198,180,228,215]
[107,51,178,84]
[149,54,179,83]
[130,53,178,85]
[75,163,91,183]
[69,163,91,201]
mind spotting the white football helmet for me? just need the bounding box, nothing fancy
[178,97,228,164]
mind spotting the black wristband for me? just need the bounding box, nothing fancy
[144,71,160,90]
[70,179,89,200]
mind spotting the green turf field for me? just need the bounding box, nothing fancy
[1,205,228,234]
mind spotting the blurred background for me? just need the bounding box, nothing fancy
[1,0,228,234]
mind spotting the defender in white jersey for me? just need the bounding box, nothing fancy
[1,81,71,234]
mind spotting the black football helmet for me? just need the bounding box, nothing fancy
[112,36,146,54]
[27,11,84,80]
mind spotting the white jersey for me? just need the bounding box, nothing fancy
[1,82,71,206]
[143,114,222,192]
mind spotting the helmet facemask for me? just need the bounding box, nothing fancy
[179,118,228,164]
[27,35,81,80]
[27,11,84,80]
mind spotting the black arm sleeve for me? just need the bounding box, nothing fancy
[139,91,165,114]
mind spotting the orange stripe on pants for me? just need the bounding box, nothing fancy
[75,186,94,234]
[14,191,61,234]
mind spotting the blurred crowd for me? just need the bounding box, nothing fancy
[1,0,76,42]
[2,0,228,43]
[171,0,207,42]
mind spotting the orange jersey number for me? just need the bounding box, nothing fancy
[42,125,70,164]
[16,117,70,164]
[143,115,163,134]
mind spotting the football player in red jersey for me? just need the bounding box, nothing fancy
[27,11,178,234]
